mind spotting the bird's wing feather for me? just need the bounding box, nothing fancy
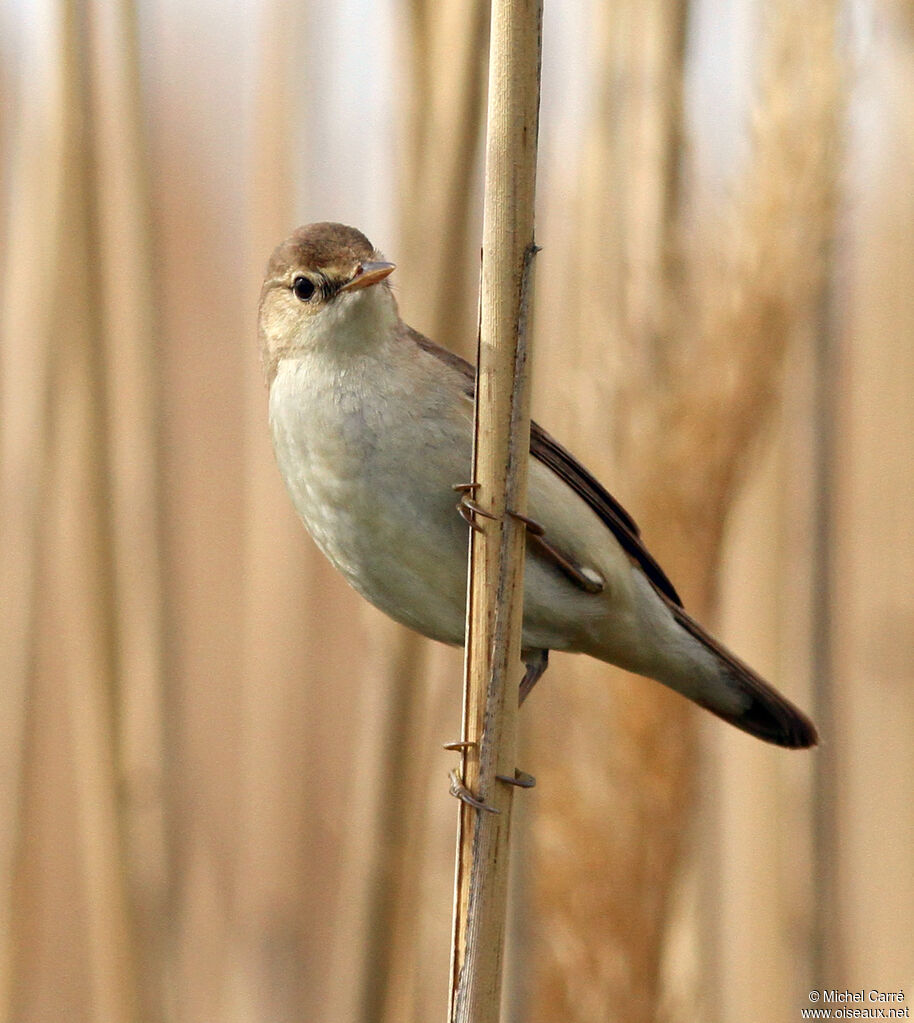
[527,424,682,606]
[407,327,683,607]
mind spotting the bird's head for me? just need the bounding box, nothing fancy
[258,222,397,381]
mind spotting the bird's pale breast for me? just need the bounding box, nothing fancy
[269,352,473,644]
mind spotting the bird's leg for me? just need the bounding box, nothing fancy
[495,650,549,785]
[518,647,549,705]
[449,495,551,794]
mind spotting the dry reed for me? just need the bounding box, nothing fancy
[527,1,841,1020]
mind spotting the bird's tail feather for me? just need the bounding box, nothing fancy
[670,605,819,749]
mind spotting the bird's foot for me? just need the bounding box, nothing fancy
[454,485,605,595]
[454,484,543,538]
[445,739,535,807]
[445,740,497,812]
[448,768,500,813]
[453,482,497,533]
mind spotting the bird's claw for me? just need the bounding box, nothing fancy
[507,509,546,536]
[454,483,498,534]
[454,486,603,594]
[454,483,543,537]
[446,736,535,806]
[496,768,537,789]
[448,768,500,814]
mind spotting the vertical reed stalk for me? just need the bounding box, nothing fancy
[449,2,542,1021]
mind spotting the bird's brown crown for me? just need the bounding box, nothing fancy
[265,222,376,278]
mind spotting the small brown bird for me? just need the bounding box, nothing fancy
[259,222,817,749]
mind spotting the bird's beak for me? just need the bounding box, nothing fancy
[340,261,396,292]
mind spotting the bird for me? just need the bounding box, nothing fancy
[259,221,817,749]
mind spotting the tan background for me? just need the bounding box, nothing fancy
[0,1,911,1021]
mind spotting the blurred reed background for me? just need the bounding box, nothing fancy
[1,0,912,1021]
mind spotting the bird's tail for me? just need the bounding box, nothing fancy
[667,604,818,748]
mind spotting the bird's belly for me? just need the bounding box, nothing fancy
[316,476,471,646]
[270,374,471,644]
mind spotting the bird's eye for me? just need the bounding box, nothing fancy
[292,275,316,302]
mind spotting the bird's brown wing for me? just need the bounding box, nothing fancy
[527,423,683,606]
[407,327,683,607]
